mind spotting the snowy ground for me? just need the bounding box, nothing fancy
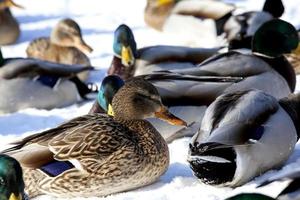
[0,0,300,199]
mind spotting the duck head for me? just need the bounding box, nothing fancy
[89,75,125,114]
[113,24,137,67]
[0,155,25,200]
[224,0,284,48]
[225,193,275,200]
[188,90,298,187]
[252,19,299,58]
[0,0,23,10]
[50,18,93,54]
[111,78,186,126]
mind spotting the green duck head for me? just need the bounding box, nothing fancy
[113,24,137,67]
[252,19,299,58]
[225,193,275,200]
[0,155,25,200]
[97,75,125,115]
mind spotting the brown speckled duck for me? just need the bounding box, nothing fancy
[3,78,186,198]
[0,0,23,45]
[26,18,93,81]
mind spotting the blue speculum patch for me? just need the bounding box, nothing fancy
[36,75,60,88]
[40,160,75,177]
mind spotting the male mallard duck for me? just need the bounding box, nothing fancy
[224,0,284,49]
[107,24,220,80]
[136,19,299,141]
[0,48,95,114]
[0,0,23,45]
[0,154,27,200]
[26,18,93,81]
[225,166,300,200]
[3,78,186,198]
[144,0,235,47]
[188,90,299,187]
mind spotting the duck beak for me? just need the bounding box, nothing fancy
[107,104,115,116]
[121,46,135,67]
[157,0,174,6]
[9,193,22,200]
[5,0,24,9]
[155,106,187,126]
[76,39,93,54]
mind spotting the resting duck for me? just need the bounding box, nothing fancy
[188,90,299,187]
[0,154,27,200]
[26,18,93,81]
[144,0,235,47]
[3,78,186,198]
[225,166,300,200]
[107,24,220,80]
[0,0,23,45]
[133,19,299,141]
[285,30,300,75]
[0,48,95,114]
[224,0,284,49]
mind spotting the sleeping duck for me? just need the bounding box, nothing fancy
[26,18,93,81]
[225,165,300,199]
[188,89,299,187]
[0,154,27,200]
[107,24,220,80]
[2,78,186,198]
[132,19,299,141]
[0,0,23,45]
[0,48,95,114]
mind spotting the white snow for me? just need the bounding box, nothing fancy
[0,0,300,199]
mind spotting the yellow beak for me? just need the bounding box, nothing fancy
[121,46,135,67]
[9,193,22,200]
[107,104,115,116]
[5,0,24,9]
[157,0,174,6]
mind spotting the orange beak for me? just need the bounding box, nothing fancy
[155,106,187,126]
[76,39,93,54]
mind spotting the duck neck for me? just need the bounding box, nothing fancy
[257,55,296,92]
[88,101,106,114]
[279,93,300,139]
[107,56,133,80]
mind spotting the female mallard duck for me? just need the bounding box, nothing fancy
[88,75,194,142]
[0,48,95,114]
[26,18,93,81]
[107,24,220,80]
[225,165,300,200]
[0,154,27,200]
[0,0,23,45]
[2,78,186,198]
[188,89,299,187]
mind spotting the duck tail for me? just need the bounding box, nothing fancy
[279,93,300,139]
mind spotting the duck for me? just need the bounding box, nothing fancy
[0,48,96,114]
[131,19,299,141]
[187,89,299,187]
[225,166,300,200]
[144,0,235,47]
[285,30,300,75]
[26,18,93,81]
[88,75,195,142]
[224,0,284,49]
[2,78,186,198]
[0,154,27,200]
[107,23,220,80]
[0,0,23,45]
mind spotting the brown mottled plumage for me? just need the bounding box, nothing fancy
[3,79,186,198]
[26,18,93,81]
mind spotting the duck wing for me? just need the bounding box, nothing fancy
[0,58,93,79]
